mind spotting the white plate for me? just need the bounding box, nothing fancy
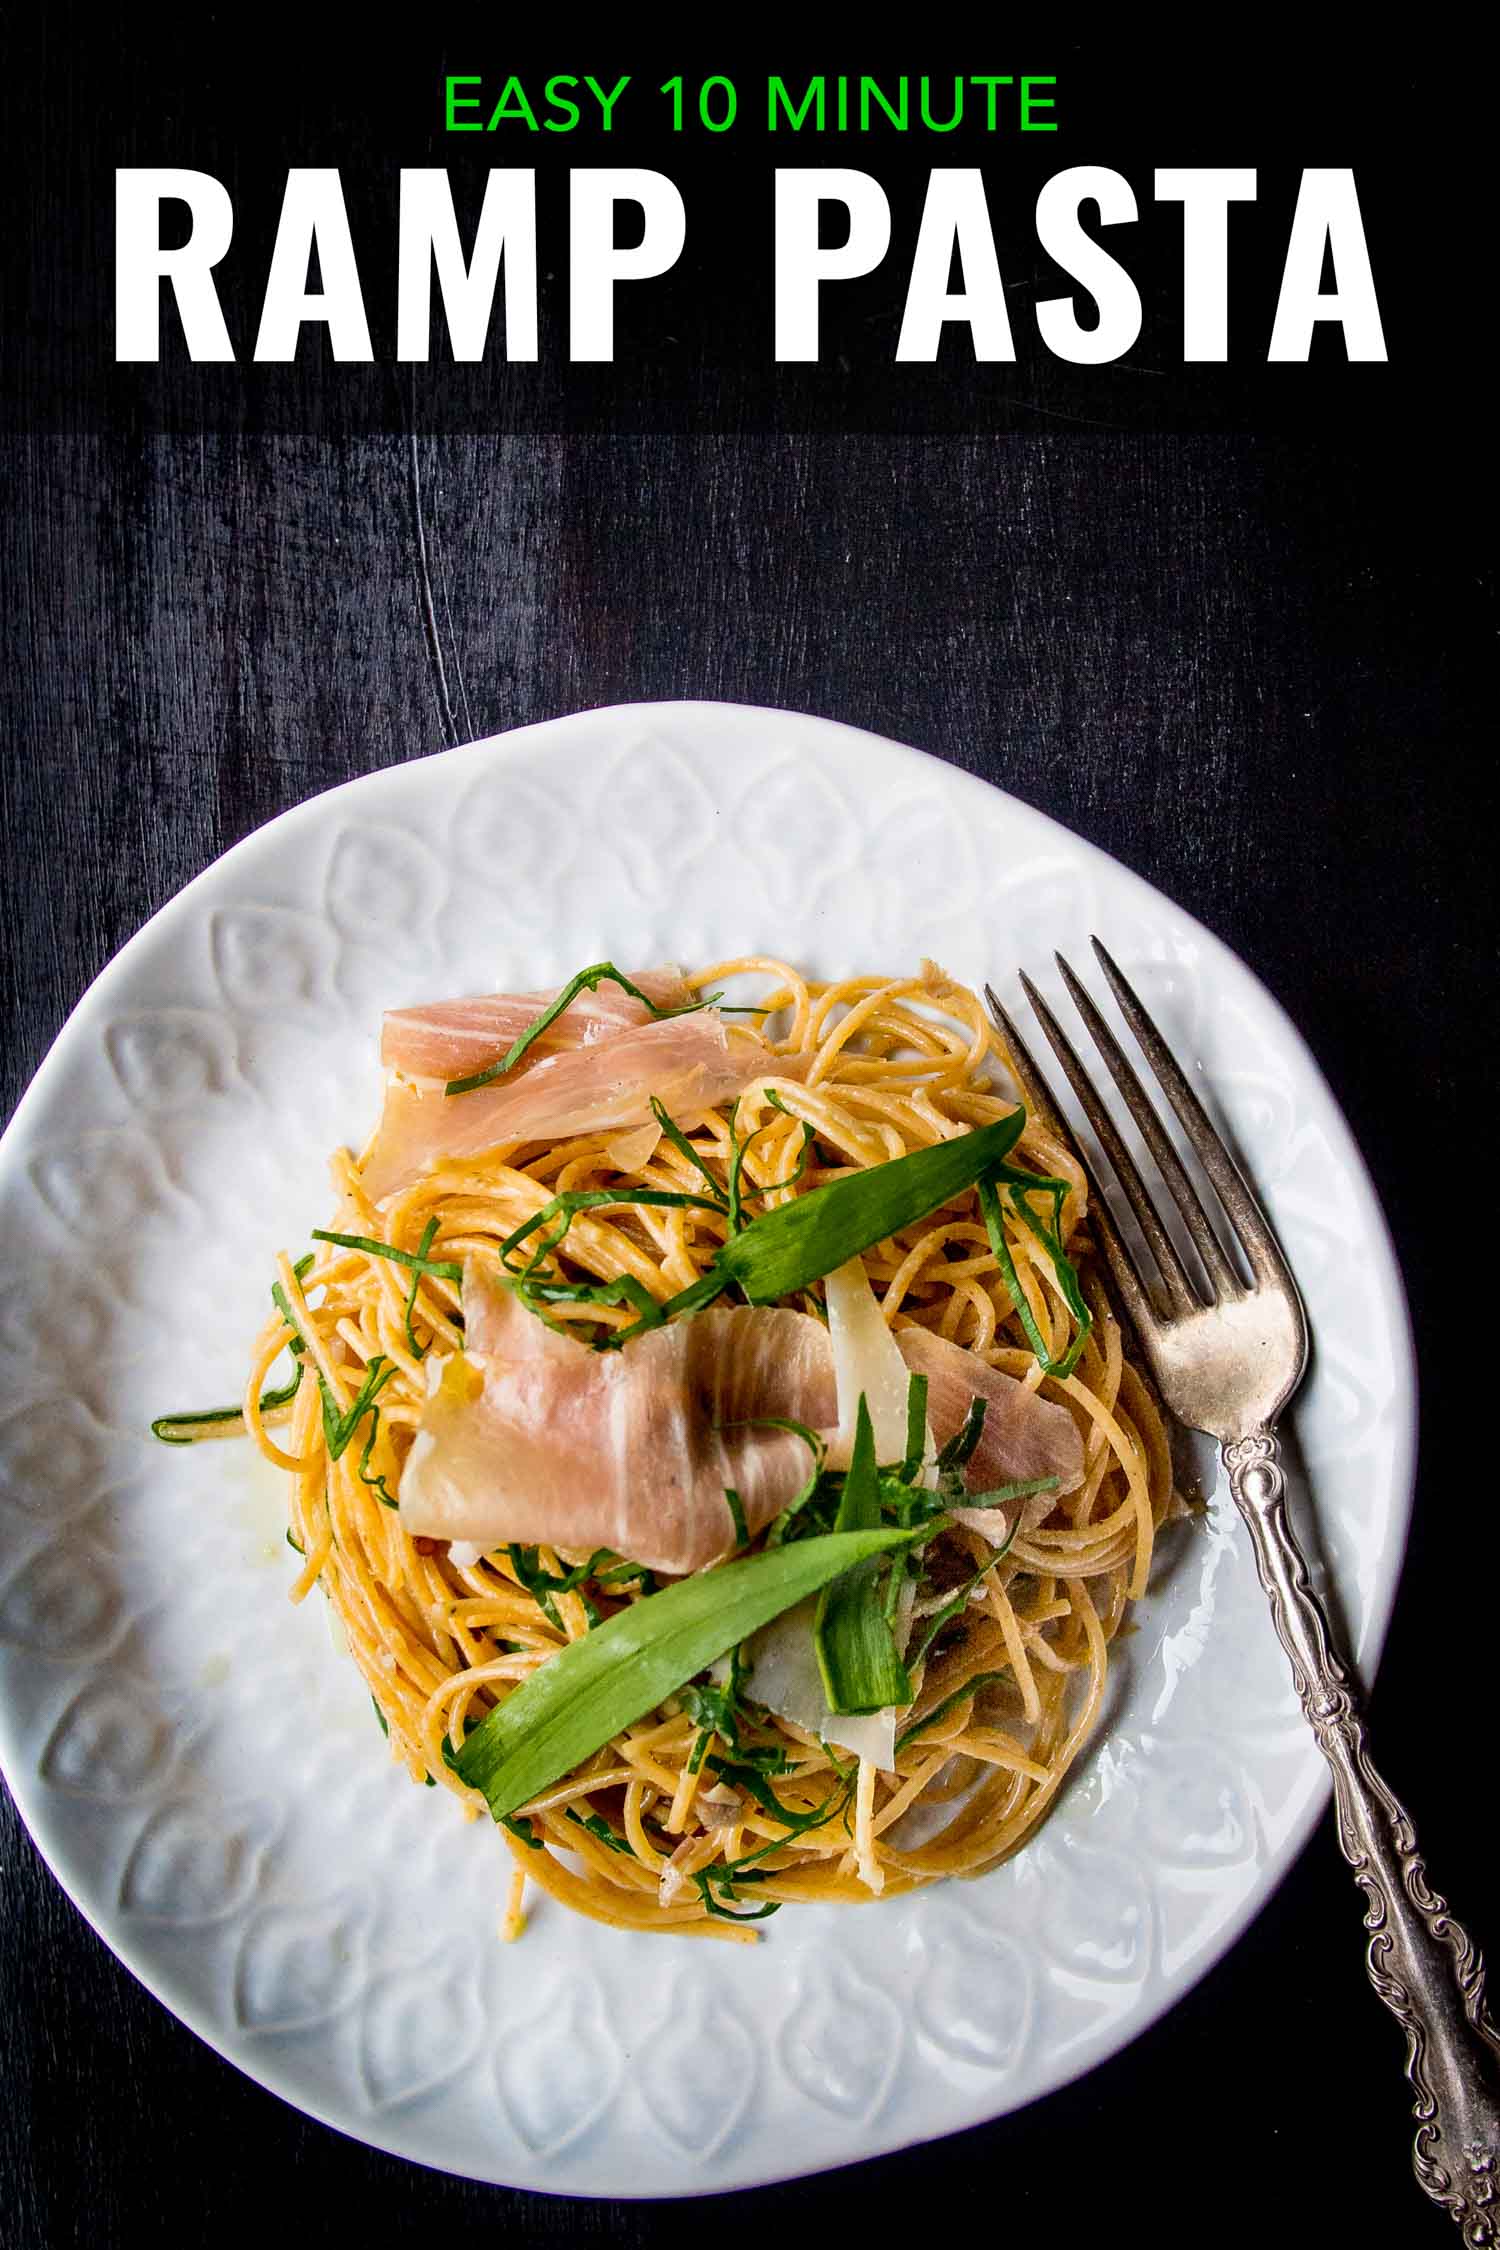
[0,702,1414,2195]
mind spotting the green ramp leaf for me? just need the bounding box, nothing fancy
[455,1525,918,1821]
[713,1111,1025,1304]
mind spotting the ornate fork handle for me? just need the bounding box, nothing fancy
[1225,1432,1500,2242]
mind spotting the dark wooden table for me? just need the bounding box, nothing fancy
[0,430,1491,2245]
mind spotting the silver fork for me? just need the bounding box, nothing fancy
[987,940,1500,2243]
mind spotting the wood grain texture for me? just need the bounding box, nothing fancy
[0,432,1490,2246]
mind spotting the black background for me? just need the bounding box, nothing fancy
[0,26,1494,2250]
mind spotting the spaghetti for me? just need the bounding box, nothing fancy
[210,959,1179,1940]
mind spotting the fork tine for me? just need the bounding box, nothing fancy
[1088,939,1294,1291]
[1016,973,1199,1319]
[985,984,1164,1342]
[1054,953,1244,1304]
[982,982,1069,1138]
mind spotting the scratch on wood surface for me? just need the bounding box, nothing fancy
[407,426,463,747]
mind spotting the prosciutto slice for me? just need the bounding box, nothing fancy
[895,1326,1084,1503]
[360,1012,796,1203]
[380,968,694,1081]
[400,1260,1084,1573]
[400,1264,837,1574]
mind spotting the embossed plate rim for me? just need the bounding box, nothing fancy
[0,700,1417,2195]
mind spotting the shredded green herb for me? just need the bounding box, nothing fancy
[935,1394,988,1474]
[686,1727,713,1775]
[310,1228,463,1284]
[151,1257,314,1444]
[961,1475,1059,1509]
[500,1186,725,1274]
[268,1271,403,1507]
[497,1184,726,1352]
[723,1101,758,1237]
[883,1544,913,1628]
[502,1544,646,1629]
[403,1217,441,1359]
[758,1420,829,1546]
[724,1488,749,1548]
[354,1403,399,1508]
[677,1648,779,1761]
[704,1755,828,1828]
[691,1867,781,1922]
[318,1354,396,1461]
[657,1267,734,1322]
[724,1089,816,1235]
[648,1097,730,1205]
[978,1166,1092,1378]
[896,1666,1018,1748]
[900,1370,929,1482]
[688,1756,857,1918]
[509,1270,668,1349]
[564,1806,635,1857]
[871,1469,949,1532]
[443,963,718,1097]
[150,1367,302,1446]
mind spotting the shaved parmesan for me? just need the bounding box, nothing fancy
[824,1255,931,1470]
